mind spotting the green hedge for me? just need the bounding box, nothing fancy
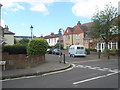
[3,44,27,54]
[103,49,118,53]
[27,38,48,55]
[86,48,97,52]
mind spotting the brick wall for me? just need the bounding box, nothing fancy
[2,53,45,70]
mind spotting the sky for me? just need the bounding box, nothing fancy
[0,0,119,37]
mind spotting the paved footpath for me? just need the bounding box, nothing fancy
[1,54,71,80]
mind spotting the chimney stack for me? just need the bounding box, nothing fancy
[77,21,81,26]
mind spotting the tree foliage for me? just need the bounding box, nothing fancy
[88,3,118,59]
[27,38,48,55]
[19,38,30,46]
[88,3,118,43]
[54,43,64,50]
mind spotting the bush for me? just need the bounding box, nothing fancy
[19,38,30,46]
[27,38,48,55]
[86,48,97,52]
[103,49,117,53]
[3,44,27,54]
[54,43,64,50]
[109,49,118,53]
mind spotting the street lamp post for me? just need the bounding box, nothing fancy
[58,28,65,63]
[30,25,33,40]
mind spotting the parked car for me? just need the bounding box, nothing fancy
[52,49,62,55]
[47,48,54,54]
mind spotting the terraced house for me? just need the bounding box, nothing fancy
[44,32,60,46]
[63,21,94,49]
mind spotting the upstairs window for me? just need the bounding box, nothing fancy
[66,35,70,40]
[75,34,80,39]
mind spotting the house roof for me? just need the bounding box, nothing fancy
[4,29,15,35]
[82,22,93,27]
[3,25,15,35]
[63,21,92,35]
[14,36,32,38]
[44,33,59,39]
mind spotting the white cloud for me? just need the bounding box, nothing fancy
[1,19,5,27]
[0,0,53,15]
[0,0,119,17]
[71,0,119,18]
[30,3,49,15]
[20,23,25,26]
[10,3,25,12]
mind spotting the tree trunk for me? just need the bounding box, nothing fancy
[105,41,110,59]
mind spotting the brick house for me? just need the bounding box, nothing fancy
[63,21,93,49]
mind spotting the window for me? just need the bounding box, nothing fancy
[112,43,116,49]
[49,39,50,43]
[77,47,84,49]
[75,34,80,39]
[54,38,56,43]
[66,35,70,40]
[85,40,88,44]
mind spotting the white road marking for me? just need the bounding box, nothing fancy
[73,71,120,85]
[75,64,119,73]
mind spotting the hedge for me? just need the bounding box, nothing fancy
[86,48,97,52]
[103,49,118,53]
[3,44,27,54]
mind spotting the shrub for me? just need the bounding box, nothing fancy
[109,49,117,53]
[19,38,30,46]
[86,48,97,52]
[3,44,27,54]
[27,38,48,55]
[54,43,64,50]
[103,49,117,53]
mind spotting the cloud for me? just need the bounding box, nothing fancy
[0,0,53,15]
[71,0,119,18]
[20,22,25,26]
[0,0,119,17]
[30,3,49,15]
[10,3,25,12]
[1,19,5,27]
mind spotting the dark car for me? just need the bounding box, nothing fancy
[47,48,54,54]
[52,49,62,55]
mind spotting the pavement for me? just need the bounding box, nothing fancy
[1,54,72,80]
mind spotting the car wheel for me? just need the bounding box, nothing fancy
[72,54,75,58]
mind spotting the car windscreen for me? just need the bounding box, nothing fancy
[77,47,84,49]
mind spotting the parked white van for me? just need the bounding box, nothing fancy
[68,45,86,57]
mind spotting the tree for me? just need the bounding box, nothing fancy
[19,38,30,46]
[54,43,64,50]
[14,38,17,44]
[88,3,118,59]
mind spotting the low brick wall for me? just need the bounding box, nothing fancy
[2,53,45,70]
